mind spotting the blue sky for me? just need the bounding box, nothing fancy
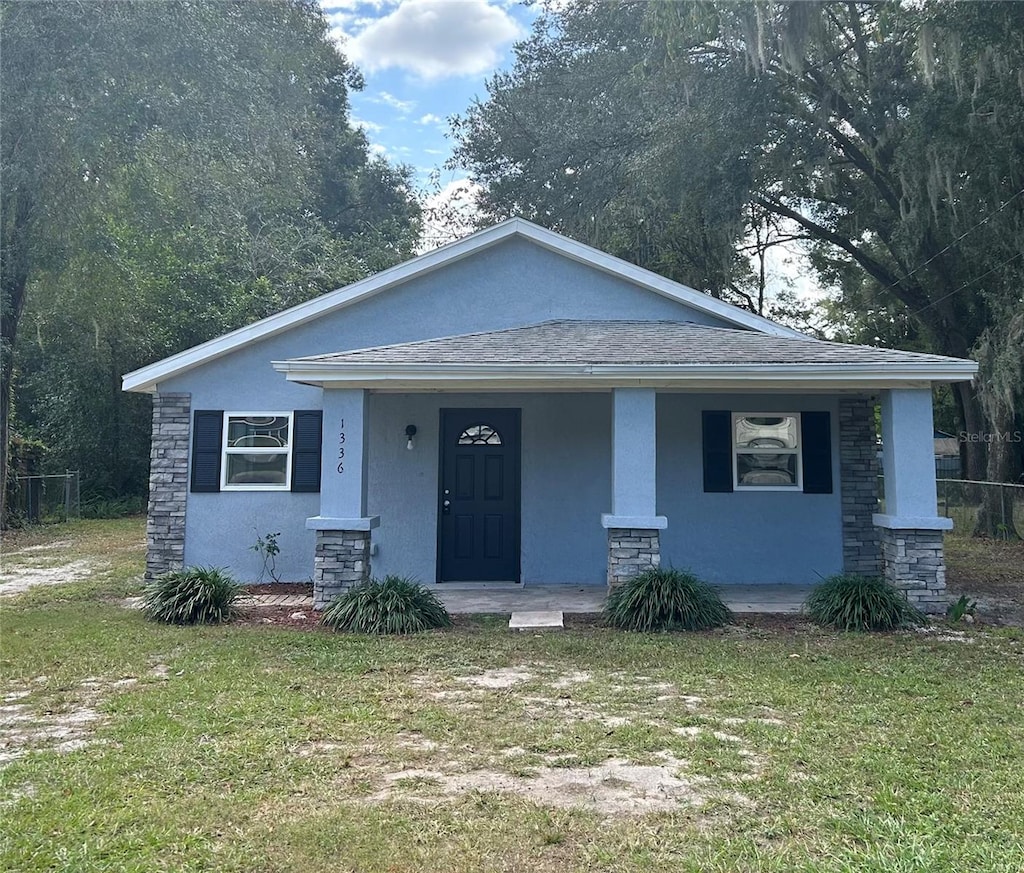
[322,0,538,205]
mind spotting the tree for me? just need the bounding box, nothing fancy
[1,1,419,518]
[454,0,1024,536]
[451,1,770,305]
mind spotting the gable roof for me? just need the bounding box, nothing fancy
[122,218,805,393]
[274,319,978,389]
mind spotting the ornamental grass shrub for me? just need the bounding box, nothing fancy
[604,568,731,631]
[142,566,242,625]
[804,574,926,631]
[321,575,452,634]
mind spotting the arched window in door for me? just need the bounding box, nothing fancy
[458,424,503,446]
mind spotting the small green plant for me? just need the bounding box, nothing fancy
[251,531,281,583]
[321,575,452,634]
[804,574,925,632]
[947,594,977,623]
[142,566,242,625]
[603,568,731,631]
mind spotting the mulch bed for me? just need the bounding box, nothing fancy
[245,582,314,596]
[235,605,321,629]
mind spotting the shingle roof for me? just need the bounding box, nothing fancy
[124,218,804,393]
[290,320,968,367]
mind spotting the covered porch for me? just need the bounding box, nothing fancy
[272,320,977,613]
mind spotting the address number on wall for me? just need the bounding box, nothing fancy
[337,418,346,474]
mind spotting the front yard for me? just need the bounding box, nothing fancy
[1,519,1023,872]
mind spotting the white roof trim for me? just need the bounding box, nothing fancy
[272,359,978,390]
[122,217,805,393]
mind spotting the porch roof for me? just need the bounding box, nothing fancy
[272,319,977,390]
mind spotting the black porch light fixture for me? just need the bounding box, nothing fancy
[405,424,418,450]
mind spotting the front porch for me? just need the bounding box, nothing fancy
[288,381,953,613]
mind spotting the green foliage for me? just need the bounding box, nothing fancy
[804,575,926,632]
[3,0,420,508]
[947,594,978,623]
[142,566,242,625]
[251,531,282,584]
[453,0,1024,491]
[79,495,146,519]
[603,568,731,632]
[320,575,452,635]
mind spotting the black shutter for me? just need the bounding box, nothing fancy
[290,410,323,493]
[191,411,223,492]
[702,410,734,493]
[801,411,833,494]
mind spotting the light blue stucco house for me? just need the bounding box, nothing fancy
[123,219,978,612]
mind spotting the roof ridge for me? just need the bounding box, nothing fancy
[288,319,970,366]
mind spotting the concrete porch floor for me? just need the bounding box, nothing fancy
[224,583,816,615]
[435,584,814,615]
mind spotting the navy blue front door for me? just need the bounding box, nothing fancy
[438,408,521,582]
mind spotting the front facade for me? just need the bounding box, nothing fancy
[126,220,977,612]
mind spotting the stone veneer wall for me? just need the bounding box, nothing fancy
[606,528,661,589]
[145,392,191,581]
[839,397,882,576]
[879,527,947,613]
[314,529,371,609]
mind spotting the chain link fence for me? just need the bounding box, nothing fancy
[12,471,81,523]
[936,478,1024,540]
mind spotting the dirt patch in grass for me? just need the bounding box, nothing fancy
[456,665,536,688]
[370,752,744,816]
[946,534,1024,626]
[0,558,100,598]
[0,667,167,766]
[306,663,777,819]
[0,518,144,603]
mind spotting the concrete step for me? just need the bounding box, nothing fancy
[509,610,564,630]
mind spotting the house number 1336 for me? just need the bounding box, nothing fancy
[337,418,346,474]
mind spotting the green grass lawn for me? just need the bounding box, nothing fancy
[2,519,1023,872]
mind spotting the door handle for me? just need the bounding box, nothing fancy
[442,499,451,514]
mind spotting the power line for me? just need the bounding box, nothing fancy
[911,249,1024,316]
[895,186,1024,288]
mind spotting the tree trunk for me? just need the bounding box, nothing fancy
[1,193,32,529]
[973,407,1022,539]
[952,380,988,481]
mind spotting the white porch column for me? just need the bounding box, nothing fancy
[873,388,951,613]
[306,388,378,608]
[602,388,666,588]
[876,388,945,524]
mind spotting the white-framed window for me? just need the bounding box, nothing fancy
[733,413,802,491]
[221,412,292,491]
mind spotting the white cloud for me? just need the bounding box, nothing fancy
[371,90,416,113]
[351,116,385,133]
[419,112,443,126]
[344,0,522,80]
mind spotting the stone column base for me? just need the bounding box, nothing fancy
[879,527,947,614]
[607,528,661,589]
[314,529,371,609]
[146,392,191,581]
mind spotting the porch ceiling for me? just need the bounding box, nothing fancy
[272,320,977,390]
